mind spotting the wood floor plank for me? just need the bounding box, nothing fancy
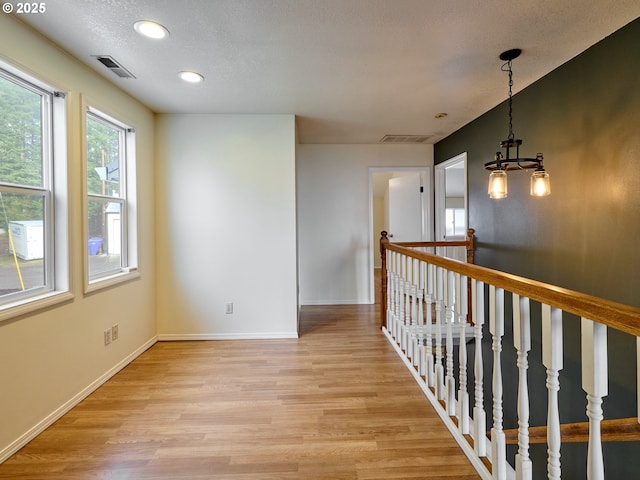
[0,304,479,479]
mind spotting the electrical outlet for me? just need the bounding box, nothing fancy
[225,302,233,314]
[104,328,112,346]
[111,324,119,341]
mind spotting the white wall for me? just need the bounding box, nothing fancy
[297,144,432,305]
[0,15,156,459]
[155,114,298,339]
[372,195,385,268]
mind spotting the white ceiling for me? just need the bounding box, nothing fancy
[16,1,640,144]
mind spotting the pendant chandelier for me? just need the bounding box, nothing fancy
[484,49,550,199]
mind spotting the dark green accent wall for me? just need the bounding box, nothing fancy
[436,19,640,303]
[435,18,640,479]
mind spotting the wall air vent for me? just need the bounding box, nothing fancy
[380,134,432,144]
[92,55,136,79]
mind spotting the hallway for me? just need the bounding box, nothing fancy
[0,305,479,479]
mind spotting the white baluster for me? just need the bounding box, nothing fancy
[457,273,470,435]
[513,294,532,480]
[390,252,398,340]
[407,258,413,362]
[473,279,487,457]
[445,270,456,416]
[404,256,411,353]
[387,251,396,337]
[410,258,419,366]
[398,255,406,348]
[542,304,563,480]
[435,266,445,400]
[405,256,413,360]
[490,285,506,480]
[417,260,425,375]
[396,253,402,344]
[425,263,435,388]
[581,318,607,480]
[394,253,402,342]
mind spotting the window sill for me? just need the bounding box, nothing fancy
[0,290,75,323]
[85,268,140,294]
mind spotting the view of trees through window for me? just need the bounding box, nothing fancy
[86,112,125,279]
[1,61,135,303]
[0,72,47,298]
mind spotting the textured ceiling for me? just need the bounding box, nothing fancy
[15,0,640,144]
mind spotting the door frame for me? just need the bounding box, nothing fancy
[434,152,467,241]
[368,166,433,304]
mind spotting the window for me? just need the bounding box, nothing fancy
[0,62,69,317]
[445,207,466,237]
[84,105,137,289]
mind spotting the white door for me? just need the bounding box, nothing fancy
[388,173,424,242]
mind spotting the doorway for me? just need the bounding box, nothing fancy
[368,167,433,303]
[434,152,468,259]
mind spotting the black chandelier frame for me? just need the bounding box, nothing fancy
[483,48,547,174]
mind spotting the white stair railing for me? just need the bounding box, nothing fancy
[379,235,640,480]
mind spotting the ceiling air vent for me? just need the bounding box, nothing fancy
[380,134,432,144]
[92,55,136,79]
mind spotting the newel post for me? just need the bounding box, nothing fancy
[466,228,475,264]
[380,231,389,327]
[466,228,475,324]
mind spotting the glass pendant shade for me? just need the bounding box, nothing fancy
[488,170,508,199]
[530,170,551,197]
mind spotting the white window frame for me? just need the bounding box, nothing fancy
[445,207,467,237]
[82,100,139,292]
[0,61,71,322]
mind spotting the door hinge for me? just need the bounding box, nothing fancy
[420,186,424,193]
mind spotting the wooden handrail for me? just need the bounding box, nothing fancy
[391,228,475,264]
[382,241,640,338]
[503,417,640,444]
[379,229,475,326]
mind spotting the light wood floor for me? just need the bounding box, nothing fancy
[0,304,479,479]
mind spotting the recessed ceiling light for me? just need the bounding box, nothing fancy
[179,71,205,83]
[134,20,169,39]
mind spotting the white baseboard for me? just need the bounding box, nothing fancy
[0,336,158,464]
[300,299,372,306]
[157,332,299,341]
